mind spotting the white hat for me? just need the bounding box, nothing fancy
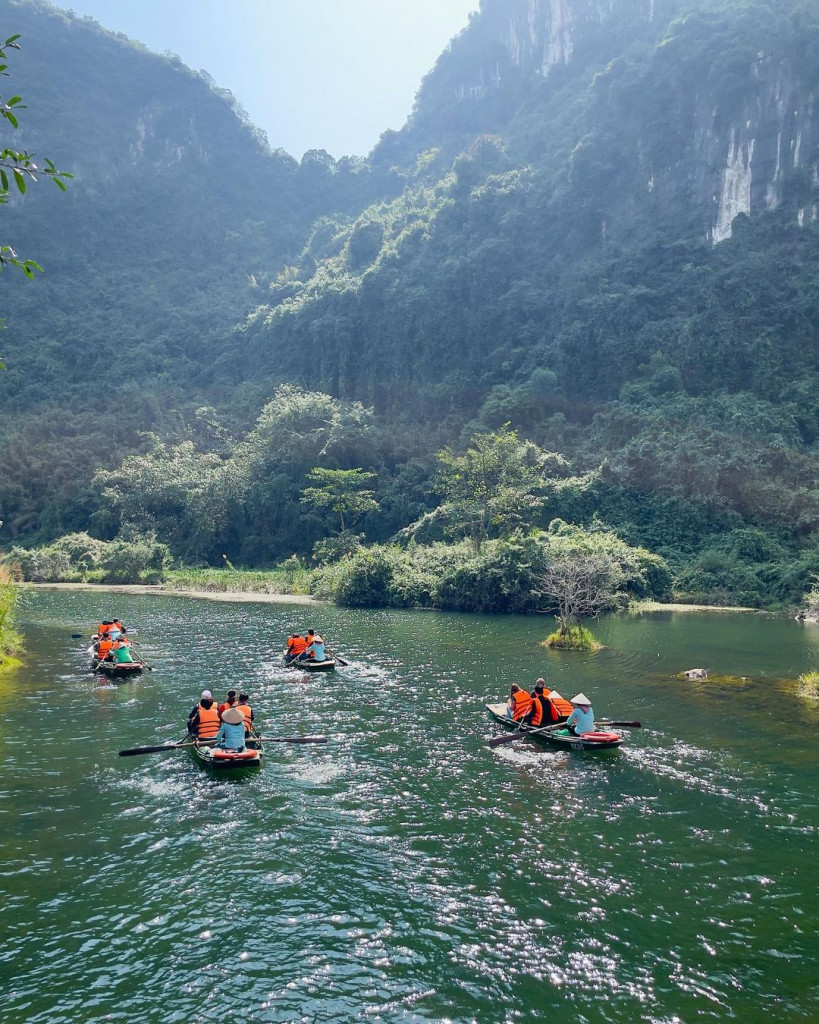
[222,707,245,725]
[201,689,213,700]
[570,692,591,705]
[549,690,563,699]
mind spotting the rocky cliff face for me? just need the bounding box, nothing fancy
[414,0,819,243]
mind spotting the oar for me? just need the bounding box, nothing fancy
[257,735,328,744]
[119,740,195,756]
[326,648,349,667]
[489,720,641,747]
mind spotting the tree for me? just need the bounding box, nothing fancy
[402,426,567,554]
[1,34,72,279]
[300,467,378,532]
[533,522,652,645]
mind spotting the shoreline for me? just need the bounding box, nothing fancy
[22,582,324,606]
[20,583,773,615]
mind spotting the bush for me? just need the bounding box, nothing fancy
[99,534,172,584]
[329,547,398,607]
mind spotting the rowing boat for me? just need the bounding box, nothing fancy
[189,737,263,771]
[485,703,624,750]
[92,658,144,678]
[281,653,336,672]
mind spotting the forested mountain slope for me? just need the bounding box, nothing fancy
[2,0,819,606]
[0,0,395,539]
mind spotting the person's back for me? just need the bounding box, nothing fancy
[218,690,238,716]
[306,633,325,662]
[112,642,134,663]
[508,685,532,722]
[236,694,253,735]
[96,637,114,661]
[288,635,308,659]
[566,693,595,735]
[215,708,246,750]
[191,696,221,741]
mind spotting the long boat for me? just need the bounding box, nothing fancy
[189,737,263,771]
[485,703,625,750]
[281,653,336,672]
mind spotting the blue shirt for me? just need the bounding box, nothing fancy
[566,706,595,735]
[214,720,246,750]
[306,639,325,661]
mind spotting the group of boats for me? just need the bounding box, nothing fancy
[98,619,634,772]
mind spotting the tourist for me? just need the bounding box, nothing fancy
[218,689,238,717]
[188,690,221,742]
[506,683,532,722]
[528,680,560,726]
[236,692,254,735]
[285,633,308,662]
[565,693,595,736]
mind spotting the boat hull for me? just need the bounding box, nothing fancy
[282,654,336,672]
[190,739,262,770]
[92,659,144,678]
[486,703,624,750]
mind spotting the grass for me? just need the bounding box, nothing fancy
[165,563,313,596]
[541,623,604,651]
[796,670,819,701]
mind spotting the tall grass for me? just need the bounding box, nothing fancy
[0,566,23,666]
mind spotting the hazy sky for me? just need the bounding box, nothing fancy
[54,0,479,159]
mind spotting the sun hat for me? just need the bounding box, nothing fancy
[201,689,213,700]
[570,692,591,705]
[222,707,245,725]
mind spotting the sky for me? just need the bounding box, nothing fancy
[54,0,480,159]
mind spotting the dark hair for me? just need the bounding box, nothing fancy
[227,689,237,699]
[239,693,249,702]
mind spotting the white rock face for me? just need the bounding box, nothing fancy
[543,0,574,69]
[713,129,754,243]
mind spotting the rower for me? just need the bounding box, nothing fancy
[304,629,326,662]
[565,693,595,736]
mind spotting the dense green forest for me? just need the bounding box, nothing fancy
[2,0,819,612]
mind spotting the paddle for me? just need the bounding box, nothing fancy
[257,735,328,744]
[488,720,641,747]
[119,740,195,756]
[325,648,349,667]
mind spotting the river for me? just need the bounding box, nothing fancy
[2,588,818,1023]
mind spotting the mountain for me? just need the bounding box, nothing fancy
[1,0,818,605]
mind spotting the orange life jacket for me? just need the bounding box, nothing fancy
[236,702,252,733]
[529,696,543,727]
[196,705,220,740]
[510,689,533,721]
[98,622,112,635]
[288,636,308,656]
[96,638,114,658]
[545,690,574,717]
[534,693,560,724]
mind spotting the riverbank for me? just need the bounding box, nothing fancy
[630,599,761,614]
[23,582,324,605]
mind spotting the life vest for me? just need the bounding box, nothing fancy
[288,636,308,656]
[218,700,237,717]
[96,638,114,659]
[510,689,533,721]
[98,622,112,635]
[112,620,124,632]
[196,705,220,740]
[545,690,574,717]
[529,696,543,727]
[236,702,253,732]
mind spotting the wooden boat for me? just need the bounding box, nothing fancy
[92,657,144,678]
[485,703,624,750]
[281,653,336,672]
[190,737,263,771]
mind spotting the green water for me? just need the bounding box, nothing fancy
[2,589,818,1023]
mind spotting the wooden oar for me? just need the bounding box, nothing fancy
[489,720,640,747]
[119,740,195,756]
[257,735,328,744]
[325,648,349,667]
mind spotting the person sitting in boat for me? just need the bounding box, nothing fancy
[218,689,238,717]
[188,690,221,742]
[213,707,246,751]
[286,633,309,662]
[506,684,533,721]
[534,679,573,718]
[236,692,254,735]
[304,629,326,662]
[111,637,135,663]
[94,634,115,662]
[527,680,561,727]
[565,693,595,736]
